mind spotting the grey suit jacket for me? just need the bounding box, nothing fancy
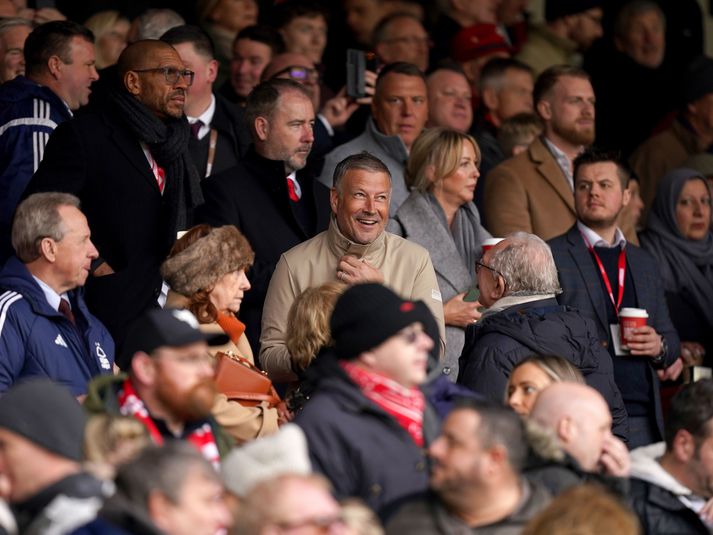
[388,191,491,379]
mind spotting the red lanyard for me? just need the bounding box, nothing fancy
[581,232,626,317]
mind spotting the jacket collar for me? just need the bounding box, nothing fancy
[0,256,80,319]
[366,117,410,164]
[528,137,576,215]
[326,217,387,262]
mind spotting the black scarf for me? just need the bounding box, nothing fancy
[110,86,203,236]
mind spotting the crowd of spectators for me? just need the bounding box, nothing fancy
[0,0,712,533]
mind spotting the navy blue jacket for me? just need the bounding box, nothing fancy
[0,76,72,262]
[0,257,114,396]
[295,354,439,519]
[548,225,680,438]
[457,298,629,441]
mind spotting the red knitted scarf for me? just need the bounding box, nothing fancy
[118,378,220,468]
[340,361,425,447]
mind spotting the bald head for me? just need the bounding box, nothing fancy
[118,39,189,120]
[117,39,178,78]
[531,383,612,471]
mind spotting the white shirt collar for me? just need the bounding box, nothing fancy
[577,220,627,249]
[187,94,216,140]
[32,276,69,311]
[543,137,574,190]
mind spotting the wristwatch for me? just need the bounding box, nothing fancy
[652,335,667,366]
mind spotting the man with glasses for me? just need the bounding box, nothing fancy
[457,232,628,440]
[373,12,430,72]
[25,40,204,349]
[85,308,234,462]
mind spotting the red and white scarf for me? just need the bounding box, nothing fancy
[340,361,425,447]
[118,378,220,468]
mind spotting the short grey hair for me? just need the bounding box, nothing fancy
[11,192,81,263]
[332,151,391,192]
[0,17,33,36]
[114,442,220,510]
[489,232,561,296]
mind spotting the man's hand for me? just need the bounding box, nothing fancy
[354,69,377,106]
[681,341,706,368]
[627,325,663,357]
[599,435,630,477]
[321,87,360,129]
[33,7,66,23]
[443,293,482,328]
[658,357,684,382]
[337,255,384,284]
[92,261,115,277]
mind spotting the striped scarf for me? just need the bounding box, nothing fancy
[118,378,220,468]
[340,361,425,447]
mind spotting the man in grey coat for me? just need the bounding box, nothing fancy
[317,62,428,214]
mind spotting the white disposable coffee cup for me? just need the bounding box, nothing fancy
[619,307,648,349]
[482,238,504,253]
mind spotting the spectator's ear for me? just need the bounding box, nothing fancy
[207,59,219,84]
[536,98,552,122]
[481,86,498,113]
[672,429,697,463]
[254,116,270,142]
[557,414,574,444]
[131,352,157,386]
[47,55,62,79]
[124,71,141,96]
[147,489,174,531]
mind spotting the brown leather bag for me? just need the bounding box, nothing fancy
[214,351,282,408]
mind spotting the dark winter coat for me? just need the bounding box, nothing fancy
[295,354,440,518]
[457,297,628,441]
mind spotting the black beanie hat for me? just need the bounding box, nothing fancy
[330,283,437,360]
[682,55,713,104]
[0,378,86,461]
[545,0,601,22]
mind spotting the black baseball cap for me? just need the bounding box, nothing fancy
[117,308,229,369]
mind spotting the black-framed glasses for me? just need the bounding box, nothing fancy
[132,67,195,86]
[475,260,507,287]
[272,65,319,83]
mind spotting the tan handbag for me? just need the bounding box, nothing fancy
[214,351,282,408]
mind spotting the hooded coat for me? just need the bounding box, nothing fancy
[457,297,628,441]
[629,442,711,534]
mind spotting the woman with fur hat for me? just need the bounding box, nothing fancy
[161,224,280,443]
[161,224,255,360]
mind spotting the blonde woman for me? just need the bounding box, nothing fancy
[84,10,129,69]
[388,128,491,379]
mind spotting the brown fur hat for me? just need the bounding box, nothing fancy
[161,225,254,296]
